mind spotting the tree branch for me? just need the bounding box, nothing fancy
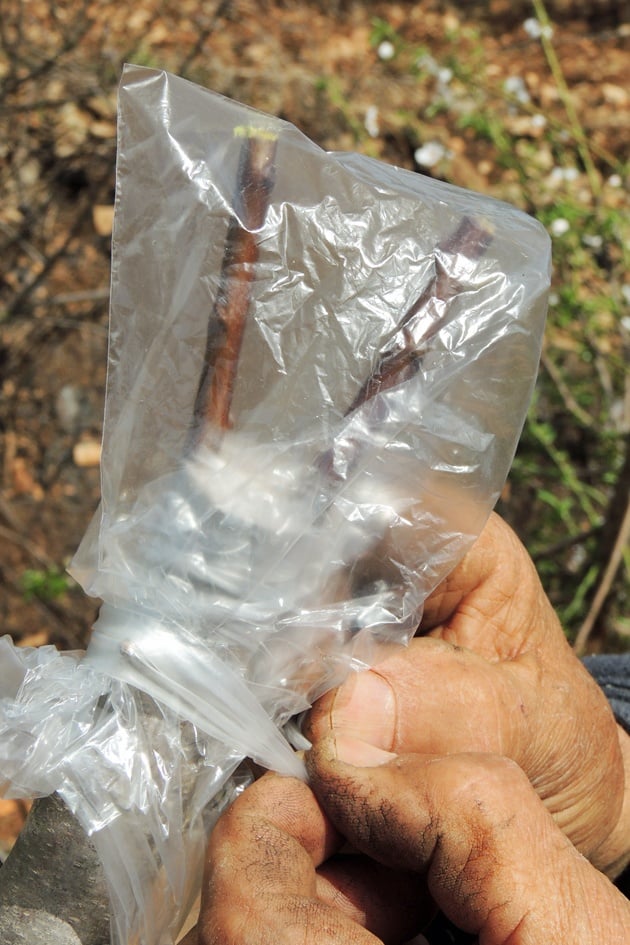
[0,794,110,945]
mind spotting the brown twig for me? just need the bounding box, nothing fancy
[540,347,594,429]
[573,497,630,654]
[574,433,630,654]
[346,215,495,413]
[4,199,94,320]
[530,523,601,563]
[48,288,110,306]
[0,523,55,571]
[316,216,495,484]
[188,126,278,449]
[177,0,233,75]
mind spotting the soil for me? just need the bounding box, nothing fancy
[0,0,628,847]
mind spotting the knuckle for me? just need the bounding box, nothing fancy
[441,753,529,830]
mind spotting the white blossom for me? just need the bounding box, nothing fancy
[377,40,395,61]
[504,75,530,105]
[364,105,379,138]
[548,166,579,185]
[414,141,450,168]
[550,217,570,237]
[523,17,553,40]
[582,233,603,250]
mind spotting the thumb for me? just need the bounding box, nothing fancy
[306,637,520,760]
[306,735,629,943]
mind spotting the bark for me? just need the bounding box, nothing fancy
[0,793,110,945]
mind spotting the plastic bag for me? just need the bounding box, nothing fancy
[0,64,550,944]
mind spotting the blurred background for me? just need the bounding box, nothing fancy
[0,0,628,659]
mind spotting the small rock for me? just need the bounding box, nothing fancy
[73,439,102,468]
[92,205,115,236]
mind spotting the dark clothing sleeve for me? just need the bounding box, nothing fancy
[583,652,630,899]
[583,652,630,734]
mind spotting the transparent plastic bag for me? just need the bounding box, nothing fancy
[0,65,550,944]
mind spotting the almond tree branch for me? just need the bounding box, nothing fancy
[0,794,110,945]
[188,127,278,448]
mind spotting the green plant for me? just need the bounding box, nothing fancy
[20,568,71,603]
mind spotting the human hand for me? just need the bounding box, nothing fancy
[307,513,629,875]
[193,746,630,945]
[188,513,630,945]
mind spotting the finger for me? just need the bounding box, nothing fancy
[305,513,565,764]
[198,774,381,945]
[306,636,525,760]
[420,512,554,660]
[307,736,630,942]
[316,855,435,943]
[306,623,623,863]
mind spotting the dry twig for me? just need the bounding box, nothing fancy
[188,126,278,446]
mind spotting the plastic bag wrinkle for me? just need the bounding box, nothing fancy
[0,65,550,945]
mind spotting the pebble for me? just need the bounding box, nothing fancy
[73,439,102,468]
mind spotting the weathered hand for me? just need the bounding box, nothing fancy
[194,771,430,945]
[190,513,630,945]
[307,513,630,875]
[193,745,630,945]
